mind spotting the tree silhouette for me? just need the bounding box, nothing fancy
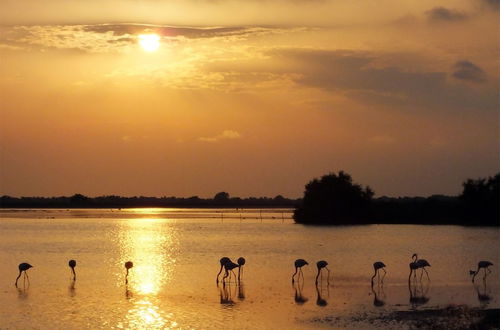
[460,173,499,225]
[293,171,374,224]
[214,192,230,201]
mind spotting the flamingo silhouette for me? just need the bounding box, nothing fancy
[371,261,386,284]
[68,259,77,281]
[223,261,239,283]
[409,254,430,281]
[216,257,231,283]
[124,261,133,284]
[237,257,246,282]
[15,263,33,287]
[315,260,330,284]
[471,261,493,283]
[292,259,308,283]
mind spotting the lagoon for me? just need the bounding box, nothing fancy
[0,208,498,329]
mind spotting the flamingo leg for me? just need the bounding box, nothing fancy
[15,270,21,287]
[292,267,298,283]
[315,268,321,284]
[25,271,30,284]
[216,265,223,283]
[125,268,129,284]
[325,267,331,284]
[423,267,430,281]
[381,268,387,282]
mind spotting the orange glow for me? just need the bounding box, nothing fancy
[138,34,160,52]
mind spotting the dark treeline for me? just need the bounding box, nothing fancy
[0,192,299,209]
[294,171,499,226]
[1,172,498,226]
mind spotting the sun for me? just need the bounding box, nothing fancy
[138,34,160,52]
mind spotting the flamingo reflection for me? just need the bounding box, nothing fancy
[219,282,236,305]
[293,281,308,305]
[473,278,491,308]
[370,280,386,307]
[237,283,246,301]
[315,282,329,307]
[408,278,430,308]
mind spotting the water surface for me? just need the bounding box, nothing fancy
[0,209,498,329]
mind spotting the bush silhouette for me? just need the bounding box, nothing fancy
[460,173,499,225]
[293,171,374,224]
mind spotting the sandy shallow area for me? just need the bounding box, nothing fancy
[311,306,500,329]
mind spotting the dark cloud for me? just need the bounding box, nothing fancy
[83,24,262,39]
[270,49,497,112]
[425,7,468,22]
[452,60,487,83]
[482,0,500,11]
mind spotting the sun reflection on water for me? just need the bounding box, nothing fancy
[118,217,178,328]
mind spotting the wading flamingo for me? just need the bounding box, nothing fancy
[125,261,133,284]
[216,257,231,283]
[292,259,308,283]
[471,261,493,283]
[409,254,430,281]
[371,261,386,283]
[315,260,330,284]
[15,263,33,287]
[237,257,246,282]
[68,259,77,281]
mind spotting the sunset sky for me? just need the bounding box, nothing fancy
[0,0,498,198]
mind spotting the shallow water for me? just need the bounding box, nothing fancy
[0,208,498,329]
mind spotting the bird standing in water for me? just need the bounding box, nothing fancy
[471,261,493,283]
[315,260,330,284]
[223,261,239,283]
[69,259,77,281]
[371,261,386,284]
[292,259,309,283]
[237,257,246,282]
[216,257,231,283]
[125,261,133,284]
[15,263,33,287]
[409,254,431,281]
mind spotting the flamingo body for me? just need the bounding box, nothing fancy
[223,261,239,282]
